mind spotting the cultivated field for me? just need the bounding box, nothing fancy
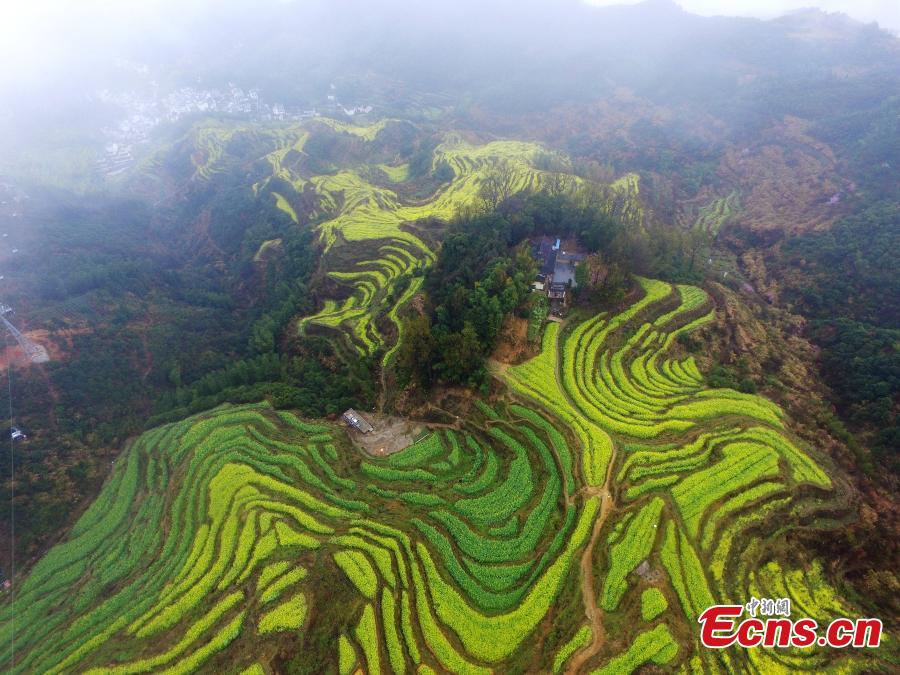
[692,191,740,234]
[181,119,641,368]
[1,276,883,673]
[297,131,585,362]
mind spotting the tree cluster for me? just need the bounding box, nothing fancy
[396,210,536,389]
[778,202,899,477]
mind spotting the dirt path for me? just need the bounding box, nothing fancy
[492,315,621,671]
[545,318,618,674]
[567,480,616,673]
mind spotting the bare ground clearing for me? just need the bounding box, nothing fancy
[348,413,427,457]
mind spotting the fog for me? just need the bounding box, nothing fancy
[3,0,897,90]
[1,0,898,167]
[588,0,900,31]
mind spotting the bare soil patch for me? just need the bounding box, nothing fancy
[348,414,426,458]
[493,314,530,365]
[0,328,88,369]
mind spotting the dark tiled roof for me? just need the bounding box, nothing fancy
[540,250,557,276]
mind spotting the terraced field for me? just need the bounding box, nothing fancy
[0,400,596,673]
[297,132,586,360]
[183,118,644,364]
[4,273,884,673]
[502,278,882,673]
[693,191,740,234]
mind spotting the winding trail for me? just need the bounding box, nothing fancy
[566,481,616,673]
[547,318,619,674]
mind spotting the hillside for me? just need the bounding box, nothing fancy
[3,276,888,672]
[0,0,898,672]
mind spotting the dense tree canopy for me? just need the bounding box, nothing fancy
[399,209,536,388]
[779,202,900,474]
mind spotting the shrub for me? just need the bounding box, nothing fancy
[641,588,668,621]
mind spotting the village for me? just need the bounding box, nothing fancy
[96,74,374,177]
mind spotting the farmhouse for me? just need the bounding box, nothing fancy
[529,236,586,309]
[342,409,374,434]
[553,250,583,285]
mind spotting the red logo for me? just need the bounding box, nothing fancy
[699,605,882,649]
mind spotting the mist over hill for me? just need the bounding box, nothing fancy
[3,0,900,137]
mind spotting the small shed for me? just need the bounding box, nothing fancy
[342,409,374,434]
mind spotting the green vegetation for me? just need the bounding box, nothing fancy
[396,214,537,387]
[591,624,678,674]
[600,498,663,611]
[297,132,581,363]
[692,191,739,234]
[5,265,883,673]
[354,603,381,672]
[395,167,719,388]
[552,625,592,673]
[779,202,899,475]
[334,550,380,599]
[257,593,308,634]
[0,399,597,673]
[0,130,379,559]
[527,293,549,343]
[338,634,356,675]
[500,274,880,672]
[1,117,885,674]
[640,588,668,621]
